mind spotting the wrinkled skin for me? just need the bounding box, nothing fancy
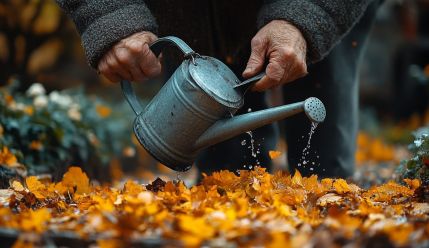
[243,20,307,91]
[97,31,161,82]
[98,20,307,90]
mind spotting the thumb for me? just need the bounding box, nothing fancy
[243,38,266,78]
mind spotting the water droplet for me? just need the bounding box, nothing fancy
[248,108,252,112]
[246,131,257,158]
[299,122,318,168]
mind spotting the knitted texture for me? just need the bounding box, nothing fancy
[57,0,375,67]
[56,0,158,68]
[257,0,374,63]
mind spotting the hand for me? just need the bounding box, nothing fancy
[97,31,162,82]
[243,20,308,91]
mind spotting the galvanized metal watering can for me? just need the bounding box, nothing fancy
[121,36,326,171]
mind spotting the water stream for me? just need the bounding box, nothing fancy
[232,108,261,170]
[298,122,319,170]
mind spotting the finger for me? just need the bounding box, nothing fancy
[106,52,132,81]
[116,48,145,82]
[252,59,289,91]
[98,59,121,82]
[139,43,162,77]
[243,37,267,78]
[121,38,149,81]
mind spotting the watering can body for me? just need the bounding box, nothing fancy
[121,36,326,172]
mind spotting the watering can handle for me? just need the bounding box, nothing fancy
[120,36,195,115]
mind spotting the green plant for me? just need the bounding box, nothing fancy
[0,82,135,183]
[397,127,429,186]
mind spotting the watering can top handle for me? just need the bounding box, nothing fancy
[121,36,195,116]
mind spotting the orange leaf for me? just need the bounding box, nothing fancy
[333,179,351,194]
[96,104,112,118]
[403,178,421,190]
[269,150,282,159]
[291,170,303,187]
[11,181,25,192]
[20,208,51,233]
[0,147,18,166]
[62,167,90,194]
[26,176,47,199]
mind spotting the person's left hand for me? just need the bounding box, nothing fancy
[243,20,308,91]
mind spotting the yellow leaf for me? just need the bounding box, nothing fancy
[178,215,215,239]
[269,150,282,159]
[96,105,112,118]
[317,193,343,207]
[62,167,90,194]
[291,170,303,187]
[29,140,42,150]
[333,179,351,194]
[97,239,122,248]
[26,176,47,199]
[32,2,61,34]
[0,147,18,166]
[403,178,421,190]
[27,38,63,74]
[123,180,145,195]
[11,181,25,192]
[21,208,51,233]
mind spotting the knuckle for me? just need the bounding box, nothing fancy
[279,47,294,58]
[128,40,143,54]
[141,47,152,58]
[115,49,131,64]
[107,59,119,70]
[251,37,263,48]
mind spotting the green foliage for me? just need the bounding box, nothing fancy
[397,128,429,186]
[0,82,135,178]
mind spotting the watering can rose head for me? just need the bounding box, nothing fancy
[121,37,326,172]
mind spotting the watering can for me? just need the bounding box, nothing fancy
[121,36,326,171]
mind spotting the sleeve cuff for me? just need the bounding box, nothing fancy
[81,4,158,68]
[257,0,340,63]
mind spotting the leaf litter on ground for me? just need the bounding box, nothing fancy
[0,166,428,247]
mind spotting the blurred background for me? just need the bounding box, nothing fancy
[0,0,428,186]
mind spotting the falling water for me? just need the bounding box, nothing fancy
[176,172,182,182]
[298,122,319,170]
[233,109,261,169]
[246,131,257,158]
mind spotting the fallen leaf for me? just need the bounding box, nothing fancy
[62,166,90,194]
[269,150,282,159]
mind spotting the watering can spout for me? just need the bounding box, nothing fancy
[194,97,326,150]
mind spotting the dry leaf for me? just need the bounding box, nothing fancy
[62,166,90,194]
[269,150,282,159]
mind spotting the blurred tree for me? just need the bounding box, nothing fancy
[0,0,69,89]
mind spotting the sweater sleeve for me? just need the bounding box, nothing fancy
[257,0,375,63]
[56,0,158,68]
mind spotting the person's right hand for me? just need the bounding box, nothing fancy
[97,31,162,82]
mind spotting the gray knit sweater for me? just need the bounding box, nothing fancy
[56,0,374,68]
